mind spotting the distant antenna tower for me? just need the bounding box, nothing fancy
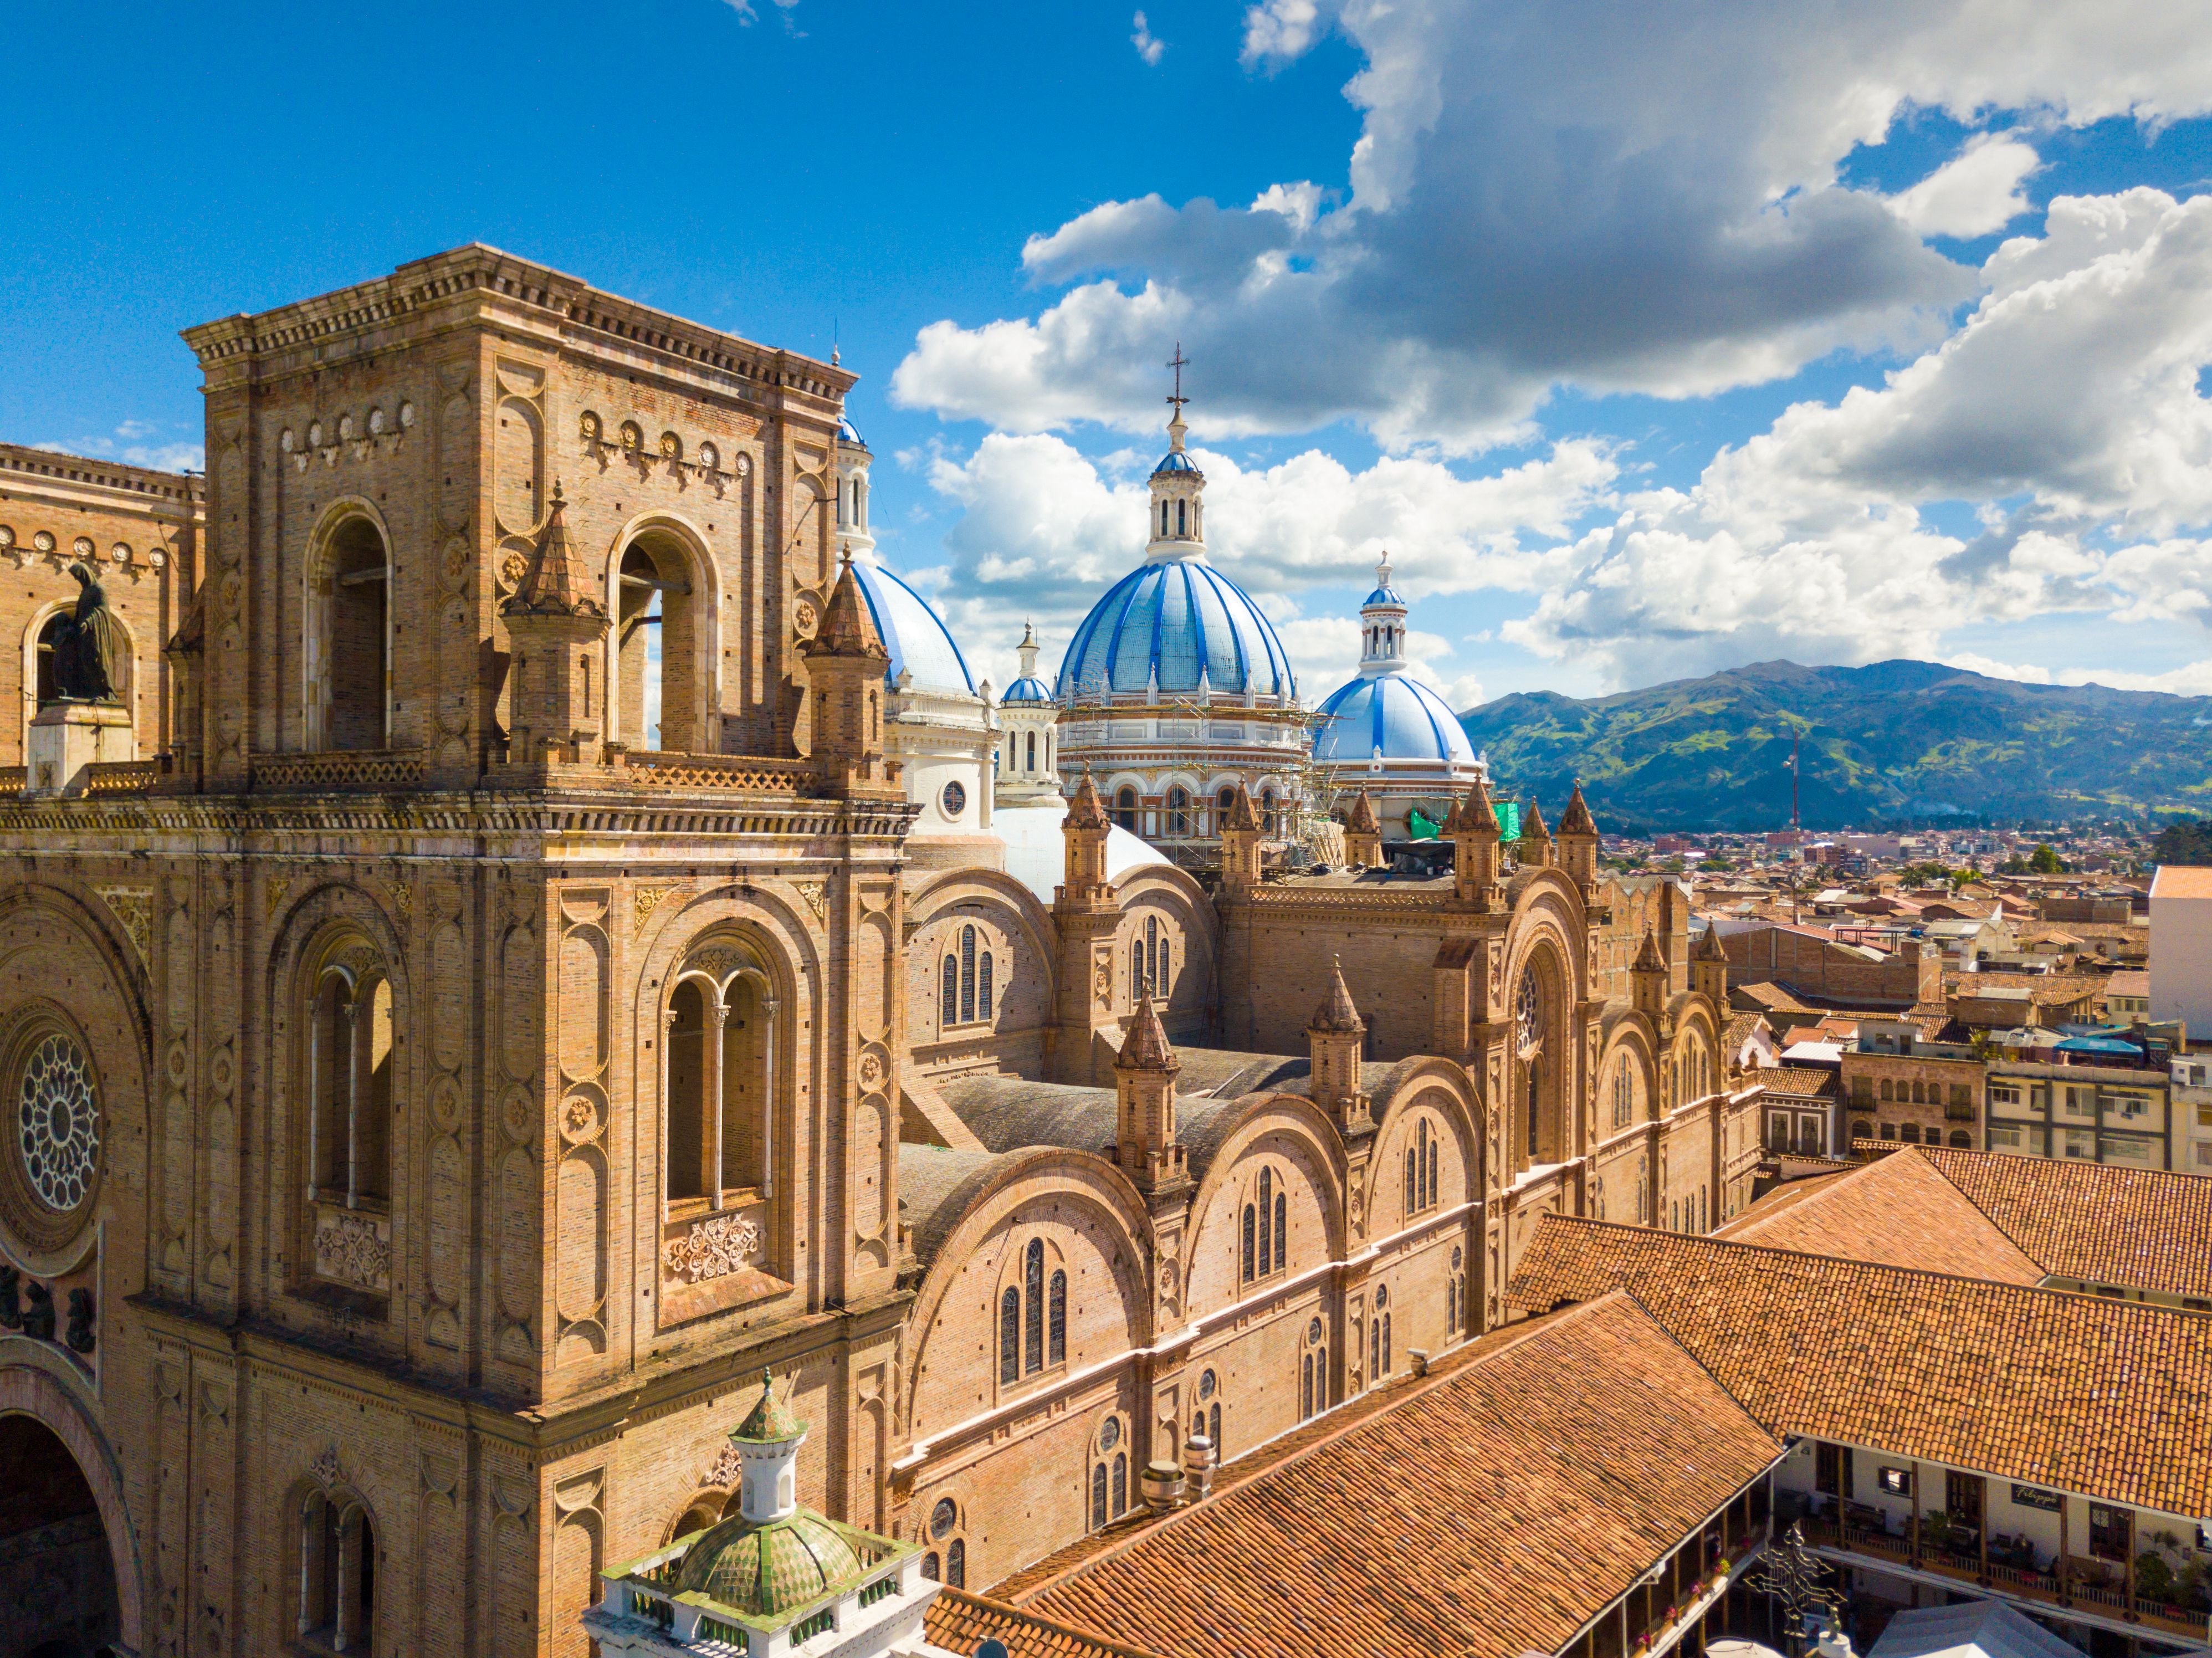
[1791,730,1801,833]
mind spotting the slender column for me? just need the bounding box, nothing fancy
[333,1507,354,1652]
[761,996,779,1200]
[1979,1476,1989,1584]
[705,999,729,1209]
[298,1503,314,1636]
[2061,1498,2072,1603]
[341,991,361,1209]
[660,1005,678,1229]
[306,991,322,1202]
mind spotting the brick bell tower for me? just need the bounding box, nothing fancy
[1054,771,1125,1083]
[1342,789,1383,869]
[801,551,900,800]
[1452,772,1503,909]
[1114,992,1187,1193]
[1306,956,1373,1133]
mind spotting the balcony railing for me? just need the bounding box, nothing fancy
[253,749,426,791]
[1801,1514,2211,1642]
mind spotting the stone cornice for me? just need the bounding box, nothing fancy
[182,242,855,423]
[0,443,206,520]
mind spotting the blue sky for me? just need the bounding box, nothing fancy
[7,0,2212,708]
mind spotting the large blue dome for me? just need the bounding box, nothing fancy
[1313,672,1475,764]
[848,557,974,694]
[1056,560,1295,700]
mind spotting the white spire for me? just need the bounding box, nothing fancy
[1016,621,1041,682]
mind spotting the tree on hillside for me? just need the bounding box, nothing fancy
[2152,817,2212,864]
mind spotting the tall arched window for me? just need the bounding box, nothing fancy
[1612,1066,1632,1129]
[615,530,703,753]
[1166,785,1190,835]
[1273,1184,1287,1268]
[1158,935,1171,1000]
[1115,786,1139,831]
[999,1287,1020,1385]
[1449,1244,1466,1333]
[1426,1128,1439,1209]
[303,950,394,1294]
[941,955,958,1029]
[1382,1313,1392,1375]
[1023,1238,1045,1374]
[1216,785,1235,836]
[1240,1201,1255,1283]
[960,927,978,1024]
[1026,731,1037,770]
[946,1539,966,1589]
[1110,1454,1128,1517]
[1301,1351,1314,1420]
[1265,1160,1283,1275]
[664,954,775,1217]
[1090,1465,1108,1529]
[1176,499,1187,536]
[1209,1400,1221,1456]
[1048,1268,1067,1365]
[298,1491,376,1650]
[1260,786,1277,835]
[1404,1142,1417,1214]
[1145,916,1159,996]
[978,953,994,1022]
[311,514,390,751]
[1160,501,1170,538]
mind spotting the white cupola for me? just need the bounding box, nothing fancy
[1144,348,1206,564]
[1358,556,1410,677]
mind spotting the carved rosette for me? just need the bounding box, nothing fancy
[313,1207,393,1292]
[663,1211,763,1283]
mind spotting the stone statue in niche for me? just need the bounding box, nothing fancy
[50,561,130,703]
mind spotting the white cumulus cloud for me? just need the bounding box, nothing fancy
[1131,11,1165,66]
[1888,132,2040,238]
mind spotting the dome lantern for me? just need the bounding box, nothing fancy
[1358,555,1409,678]
[1146,344,1207,564]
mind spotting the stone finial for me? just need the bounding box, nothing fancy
[1067,768,1110,830]
[1223,780,1261,833]
[1693,924,1729,962]
[803,552,889,662]
[1521,796,1552,845]
[1456,771,1502,840]
[1309,956,1363,1033]
[1344,789,1380,835]
[1558,782,1599,839]
[505,483,603,617]
[1117,991,1177,1073]
[1634,927,1667,974]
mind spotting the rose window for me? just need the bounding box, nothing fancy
[17,1032,98,1212]
[1515,975,1543,1057]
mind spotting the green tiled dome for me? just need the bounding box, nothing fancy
[673,1511,867,1616]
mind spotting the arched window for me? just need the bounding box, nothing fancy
[1023,1239,1045,1374]
[946,1538,966,1588]
[1851,1119,1873,1141]
[33,612,69,707]
[999,1287,1019,1384]
[313,514,390,751]
[1158,936,1171,1001]
[305,957,393,1271]
[1382,1313,1392,1375]
[1369,1317,1381,1382]
[978,953,994,1022]
[1240,1202,1255,1283]
[298,1492,376,1650]
[1110,1454,1128,1517]
[1260,786,1277,835]
[960,927,977,1025]
[1026,731,1037,770]
[1160,501,1170,538]
[1257,1168,1273,1275]
[1404,1143,1417,1214]
[1132,949,1145,1007]
[615,530,703,753]
[1216,785,1236,834]
[1209,1400,1221,1455]
[1880,1078,1894,1101]
[1090,1465,1108,1529]
[1048,1269,1067,1365]
[1274,1185,1287,1270]
[665,960,774,1213]
[923,1552,940,1580]
[1145,915,1159,996]
[1450,1244,1466,1333]
[1115,785,1139,832]
[1949,1130,1972,1148]
[1176,499,1187,536]
[1166,785,1190,836]
[941,955,958,1028]
[1301,1351,1314,1420]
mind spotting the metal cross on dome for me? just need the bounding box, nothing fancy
[1166,342,1189,416]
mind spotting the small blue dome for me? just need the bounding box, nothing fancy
[1363,580,1405,607]
[1001,674,1054,704]
[1313,673,1475,765]
[1152,449,1200,475]
[848,558,974,694]
[837,413,866,447]
[1057,560,1295,700]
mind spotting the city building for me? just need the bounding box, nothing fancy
[0,248,1761,1658]
[1984,1048,2177,1168]
[1309,559,1489,838]
[1051,399,1305,855]
[2149,864,2211,1036]
[1839,1017,1983,1150]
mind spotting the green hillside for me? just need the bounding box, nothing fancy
[1456,660,2212,833]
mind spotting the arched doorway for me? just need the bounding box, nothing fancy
[0,1414,121,1657]
[308,513,391,752]
[613,527,704,754]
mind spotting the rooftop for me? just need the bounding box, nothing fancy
[1016,1294,1781,1658]
[1717,1150,2043,1285]
[1507,1217,2212,1517]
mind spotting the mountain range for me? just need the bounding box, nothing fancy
[1455,660,2212,835]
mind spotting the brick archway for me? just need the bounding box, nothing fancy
[0,1363,143,1654]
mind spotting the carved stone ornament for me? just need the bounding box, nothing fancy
[314,1210,392,1289]
[633,884,678,940]
[1094,958,1113,1006]
[310,1445,344,1487]
[561,1095,601,1142]
[858,1051,885,1089]
[94,886,152,968]
[703,1442,745,1489]
[663,1211,763,1283]
[793,880,827,923]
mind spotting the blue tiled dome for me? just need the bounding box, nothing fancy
[1057,560,1295,700]
[1363,576,1405,607]
[837,413,866,447]
[848,557,974,694]
[1152,448,1200,475]
[1313,673,1475,764]
[1001,673,1054,704]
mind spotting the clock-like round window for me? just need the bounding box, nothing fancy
[1515,974,1543,1056]
[19,1032,98,1212]
[1098,1416,1122,1452]
[0,1013,103,1250]
[929,1498,959,1539]
[940,781,967,818]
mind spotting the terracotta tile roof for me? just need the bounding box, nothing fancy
[1505,1217,2212,1517]
[1718,1150,2043,1285]
[2106,969,2150,995]
[1018,1295,1782,1658]
[925,1588,1164,1658]
[1733,982,1820,1015]
[1748,1067,1844,1102]
[1908,1145,2212,1302]
[1722,1011,1770,1053]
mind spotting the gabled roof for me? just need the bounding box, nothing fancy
[1506,1217,2212,1517]
[1745,1066,1845,1102]
[1021,1294,1781,1658]
[1717,1150,2042,1285]
[925,1588,1162,1658]
[1908,1145,2212,1302]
